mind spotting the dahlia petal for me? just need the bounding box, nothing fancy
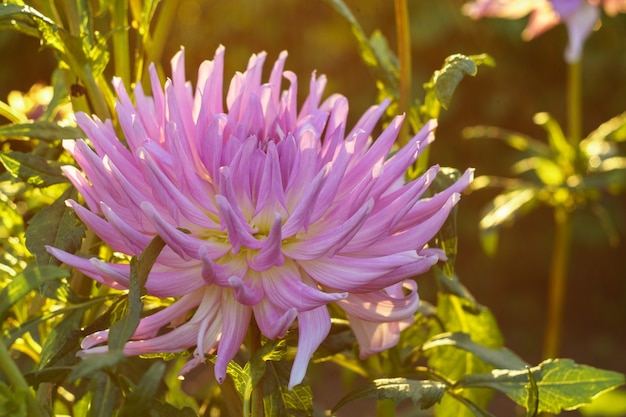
[337,280,419,322]
[283,199,373,260]
[60,165,99,212]
[299,251,435,292]
[45,247,126,290]
[262,262,347,311]
[253,300,298,339]
[248,215,285,271]
[289,306,331,389]
[195,45,225,116]
[138,146,218,229]
[215,195,261,253]
[348,315,414,359]
[360,195,460,257]
[228,276,264,306]
[214,292,251,384]
[141,201,224,260]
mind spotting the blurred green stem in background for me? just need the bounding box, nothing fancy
[111,0,131,88]
[543,60,581,359]
[394,0,411,150]
[0,340,47,417]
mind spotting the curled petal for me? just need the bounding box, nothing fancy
[214,292,251,383]
[289,306,331,389]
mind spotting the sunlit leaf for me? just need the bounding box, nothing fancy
[584,112,626,143]
[456,359,626,414]
[580,389,626,416]
[463,126,551,157]
[0,264,69,319]
[533,112,574,165]
[430,167,462,277]
[25,187,85,265]
[479,187,539,255]
[422,332,528,370]
[0,151,67,187]
[526,367,539,417]
[512,156,565,186]
[427,293,503,417]
[0,122,83,142]
[432,54,493,110]
[322,0,398,95]
[332,378,446,412]
[432,267,481,312]
[263,360,314,417]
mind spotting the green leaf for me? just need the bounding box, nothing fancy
[432,54,493,110]
[431,167,462,277]
[119,361,166,417]
[432,267,481,311]
[456,359,626,414]
[148,402,199,417]
[0,122,83,142]
[584,111,626,143]
[68,351,126,382]
[427,293,503,417]
[322,0,398,94]
[462,126,551,157]
[479,187,539,255]
[263,360,314,417]
[88,371,120,417]
[526,367,539,417]
[0,264,69,319]
[580,389,626,416]
[0,381,27,417]
[513,157,565,186]
[108,235,166,351]
[533,112,574,164]
[422,332,528,371]
[0,152,67,187]
[332,378,446,412]
[244,339,287,399]
[37,308,83,370]
[25,187,86,265]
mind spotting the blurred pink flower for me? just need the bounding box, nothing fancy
[48,46,472,388]
[463,0,626,62]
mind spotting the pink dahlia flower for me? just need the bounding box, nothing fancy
[48,46,472,389]
[463,0,626,62]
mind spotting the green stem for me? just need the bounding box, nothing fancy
[542,206,572,358]
[111,0,131,88]
[567,60,582,148]
[394,0,412,148]
[0,340,47,417]
[140,0,179,85]
[248,323,264,417]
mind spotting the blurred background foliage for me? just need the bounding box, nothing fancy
[1,0,625,414]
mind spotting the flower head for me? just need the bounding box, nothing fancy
[463,0,626,62]
[48,46,472,388]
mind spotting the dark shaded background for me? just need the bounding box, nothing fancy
[1,0,625,415]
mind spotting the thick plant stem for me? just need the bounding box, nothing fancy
[543,206,572,359]
[0,340,47,417]
[248,323,264,417]
[394,0,412,148]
